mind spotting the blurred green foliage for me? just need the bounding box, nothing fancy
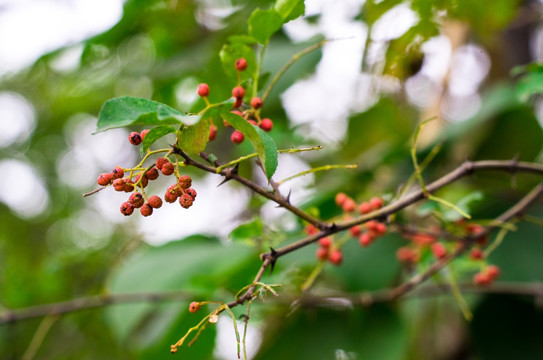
[1,0,543,359]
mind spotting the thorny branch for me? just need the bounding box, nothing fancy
[3,158,543,325]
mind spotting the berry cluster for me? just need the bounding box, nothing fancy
[197,57,274,145]
[395,221,501,286]
[95,131,197,217]
[306,193,388,266]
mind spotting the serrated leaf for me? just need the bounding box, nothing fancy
[274,0,305,22]
[140,125,177,155]
[221,112,278,179]
[177,117,210,154]
[220,42,256,81]
[248,8,283,44]
[157,104,200,125]
[95,96,193,133]
[229,217,263,244]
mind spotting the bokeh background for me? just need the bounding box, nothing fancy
[1,0,543,359]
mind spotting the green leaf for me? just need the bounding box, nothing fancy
[95,96,196,133]
[221,112,278,179]
[274,0,305,22]
[157,104,200,125]
[106,236,255,341]
[220,42,256,81]
[177,117,210,154]
[141,125,177,155]
[258,72,271,91]
[516,71,543,102]
[229,217,263,244]
[248,8,284,45]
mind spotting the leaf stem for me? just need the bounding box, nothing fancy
[277,164,357,185]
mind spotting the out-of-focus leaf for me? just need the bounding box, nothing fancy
[443,191,484,221]
[229,217,263,244]
[95,97,198,133]
[256,305,407,359]
[516,71,543,102]
[274,0,305,22]
[221,112,278,179]
[141,125,177,155]
[248,9,284,45]
[106,236,255,341]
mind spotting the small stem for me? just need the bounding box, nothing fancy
[447,264,473,321]
[22,315,59,360]
[216,146,323,173]
[483,226,510,258]
[301,261,325,292]
[277,164,357,185]
[428,194,471,219]
[253,44,267,98]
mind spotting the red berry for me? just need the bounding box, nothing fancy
[259,118,273,132]
[209,125,217,141]
[186,188,197,199]
[366,220,378,231]
[232,86,245,99]
[129,132,142,145]
[120,202,134,216]
[248,119,258,126]
[148,195,163,209]
[234,97,243,108]
[140,129,150,140]
[342,198,356,212]
[161,161,175,176]
[486,265,500,280]
[164,189,179,203]
[349,226,361,237]
[335,192,348,206]
[473,272,491,286]
[410,233,437,245]
[329,249,343,266]
[318,237,332,247]
[197,83,209,97]
[369,197,384,210]
[111,166,124,180]
[189,301,201,313]
[359,233,372,247]
[135,174,148,188]
[97,173,113,186]
[123,180,135,193]
[305,224,318,235]
[156,157,168,171]
[250,97,262,109]
[231,130,244,144]
[235,58,247,71]
[396,247,419,263]
[129,192,145,208]
[178,175,192,189]
[140,203,153,217]
[358,202,372,214]
[113,178,126,192]
[470,248,484,260]
[316,247,328,261]
[145,167,159,180]
[374,222,387,235]
[431,243,447,259]
[179,193,194,209]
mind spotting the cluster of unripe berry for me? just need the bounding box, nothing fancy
[197,58,273,144]
[95,130,197,217]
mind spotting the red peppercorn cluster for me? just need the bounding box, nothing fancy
[95,131,197,217]
[197,58,274,145]
[473,265,500,286]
